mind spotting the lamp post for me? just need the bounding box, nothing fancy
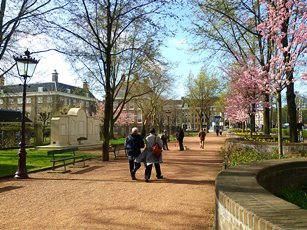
[165,110,171,134]
[14,50,39,179]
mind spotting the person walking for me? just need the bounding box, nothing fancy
[198,128,206,149]
[125,127,145,180]
[176,127,185,151]
[161,130,169,150]
[215,125,220,136]
[136,128,164,182]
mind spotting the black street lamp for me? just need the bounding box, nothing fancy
[166,110,171,134]
[14,50,39,179]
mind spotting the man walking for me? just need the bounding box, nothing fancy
[125,127,145,180]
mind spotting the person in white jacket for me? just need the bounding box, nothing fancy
[136,128,164,182]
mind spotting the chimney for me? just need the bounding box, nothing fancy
[83,80,89,92]
[0,76,4,86]
[52,70,58,82]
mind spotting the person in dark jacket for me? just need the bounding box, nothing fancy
[125,127,145,180]
[160,130,169,150]
[176,127,185,151]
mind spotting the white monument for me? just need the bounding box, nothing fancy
[50,108,101,146]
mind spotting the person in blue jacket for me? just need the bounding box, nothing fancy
[125,127,145,180]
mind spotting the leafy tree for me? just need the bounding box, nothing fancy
[185,69,222,131]
[189,0,274,134]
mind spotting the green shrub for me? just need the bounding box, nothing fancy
[222,147,280,167]
[280,186,307,210]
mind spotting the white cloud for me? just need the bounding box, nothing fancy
[171,38,187,47]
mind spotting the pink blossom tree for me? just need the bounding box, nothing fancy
[224,58,267,134]
[257,0,307,143]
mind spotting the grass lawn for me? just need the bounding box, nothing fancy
[0,148,101,178]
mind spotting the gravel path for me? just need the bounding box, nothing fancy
[0,133,225,230]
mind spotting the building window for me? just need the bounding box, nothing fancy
[47,96,52,103]
[38,87,44,92]
[0,99,3,104]
[129,102,134,110]
[26,98,32,104]
[17,106,22,111]
[129,112,134,121]
[137,111,142,123]
[9,98,14,104]
[17,98,23,104]
[37,97,43,103]
[66,89,71,94]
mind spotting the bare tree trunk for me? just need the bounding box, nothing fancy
[263,94,270,135]
[286,77,298,142]
[276,91,283,157]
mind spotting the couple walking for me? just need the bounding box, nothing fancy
[125,127,164,182]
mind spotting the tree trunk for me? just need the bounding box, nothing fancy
[286,76,298,142]
[110,118,114,139]
[102,92,112,161]
[141,122,146,138]
[263,94,270,135]
[250,103,256,136]
[276,91,283,157]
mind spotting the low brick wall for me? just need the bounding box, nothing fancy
[215,159,307,229]
[225,137,307,155]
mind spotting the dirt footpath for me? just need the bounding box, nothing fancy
[0,133,225,230]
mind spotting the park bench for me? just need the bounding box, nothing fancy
[109,144,127,159]
[77,137,87,144]
[47,147,85,172]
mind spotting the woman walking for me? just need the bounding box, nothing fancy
[136,128,164,182]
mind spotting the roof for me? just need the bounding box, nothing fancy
[0,82,96,99]
[0,110,32,123]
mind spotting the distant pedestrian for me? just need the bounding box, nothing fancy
[135,128,164,182]
[215,125,220,136]
[161,130,169,150]
[125,127,145,180]
[176,127,185,151]
[198,128,206,149]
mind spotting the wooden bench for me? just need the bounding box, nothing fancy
[109,144,127,159]
[77,137,87,144]
[47,147,85,172]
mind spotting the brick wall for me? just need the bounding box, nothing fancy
[215,159,307,229]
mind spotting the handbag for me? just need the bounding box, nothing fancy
[152,136,162,158]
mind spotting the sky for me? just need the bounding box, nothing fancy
[29,34,202,100]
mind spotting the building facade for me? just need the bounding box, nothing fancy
[0,70,98,124]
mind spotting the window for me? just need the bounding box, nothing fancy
[129,112,134,121]
[9,98,14,104]
[137,111,142,123]
[17,98,23,104]
[37,97,43,103]
[129,102,134,110]
[46,96,52,103]
[38,87,44,92]
[26,98,31,104]
[0,99,3,104]
[17,106,22,111]
[66,88,71,94]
